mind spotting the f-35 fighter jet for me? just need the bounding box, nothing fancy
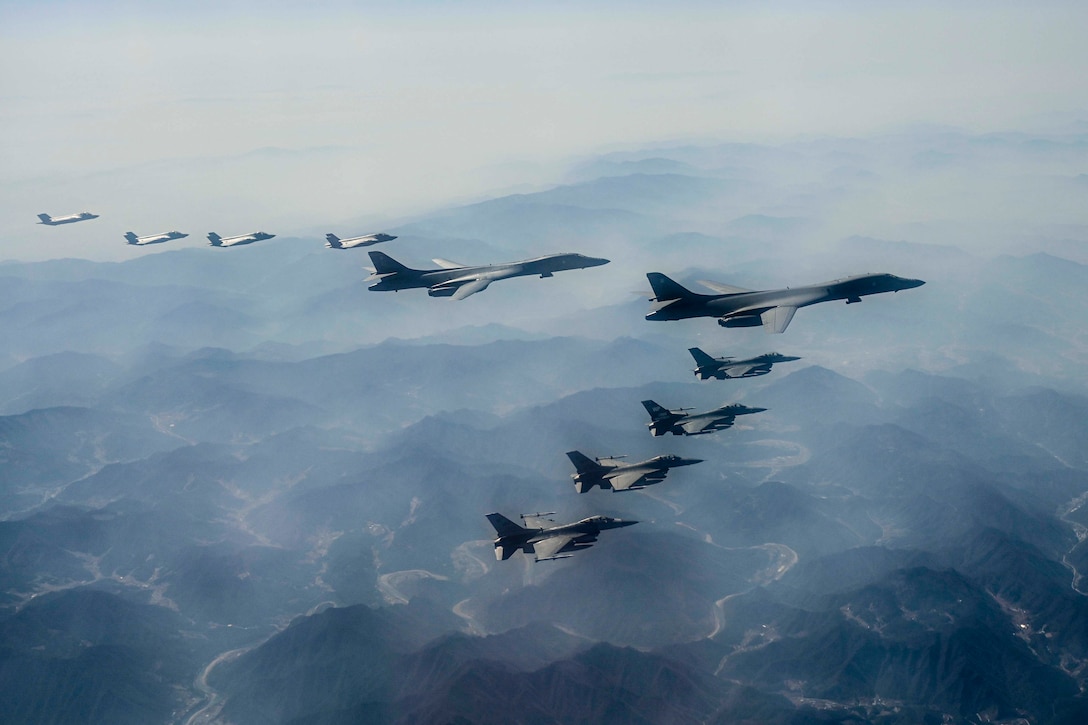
[326,232,396,249]
[642,399,766,437]
[486,512,637,561]
[366,250,610,300]
[689,348,801,380]
[37,212,98,226]
[124,231,188,246]
[646,272,924,333]
[566,451,703,493]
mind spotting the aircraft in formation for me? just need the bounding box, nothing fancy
[207,231,276,247]
[689,348,801,380]
[486,512,637,561]
[37,212,98,226]
[646,272,925,333]
[365,251,610,300]
[642,399,766,437]
[124,231,188,246]
[566,451,703,493]
[326,232,397,249]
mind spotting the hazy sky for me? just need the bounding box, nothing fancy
[2,1,1087,260]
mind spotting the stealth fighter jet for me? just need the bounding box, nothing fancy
[642,399,766,437]
[38,212,98,226]
[207,231,275,247]
[486,512,637,561]
[646,272,924,333]
[566,451,703,493]
[689,348,801,380]
[124,231,188,246]
[366,250,610,300]
[326,232,397,249]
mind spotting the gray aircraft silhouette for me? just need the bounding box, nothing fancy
[124,231,188,246]
[646,272,924,333]
[689,348,801,380]
[642,399,766,436]
[38,212,98,226]
[326,232,396,249]
[207,231,275,247]
[566,451,703,493]
[486,512,637,561]
[366,250,610,300]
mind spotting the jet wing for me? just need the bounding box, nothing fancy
[533,535,583,560]
[681,416,733,434]
[760,306,797,334]
[723,364,760,378]
[698,280,753,295]
[450,279,492,300]
[432,258,467,269]
[605,470,651,491]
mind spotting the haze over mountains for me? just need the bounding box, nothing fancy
[2,131,1088,724]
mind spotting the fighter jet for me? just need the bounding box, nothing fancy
[37,212,98,226]
[642,399,766,437]
[366,250,610,300]
[124,231,188,246]
[326,232,396,249]
[486,512,637,561]
[207,231,275,247]
[689,348,801,380]
[566,450,703,493]
[646,272,924,333]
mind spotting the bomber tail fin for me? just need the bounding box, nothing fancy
[647,272,700,301]
[207,232,223,247]
[124,232,139,244]
[368,250,420,276]
[325,233,342,248]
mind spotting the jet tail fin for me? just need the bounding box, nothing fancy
[37,214,52,223]
[325,234,342,248]
[486,513,528,538]
[565,450,602,474]
[688,347,720,368]
[207,232,223,247]
[368,250,420,276]
[641,399,671,422]
[647,273,700,301]
[124,232,138,244]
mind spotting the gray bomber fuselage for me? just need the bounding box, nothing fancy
[647,272,924,332]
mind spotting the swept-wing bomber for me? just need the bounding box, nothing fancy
[486,512,637,561]
[326,232,397,249]
[646,272,924,333]
[566,451,703,493]
[207,231,275,247]
[124,231,188,246]
[366,250,610,300]
[37,212,98,226]
[689,348,800,380]
[642,399,765,437]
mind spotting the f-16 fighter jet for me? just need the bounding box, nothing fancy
[326,232,397,249]
[646,272,924,333]
[486,512,637,561]
[566,451,703,493]
[642,399,766,437]
[124,231,188,246]
[37,212,98,226]
[207,231,275,247]
[366,250,610,300]
[689,348,801,380]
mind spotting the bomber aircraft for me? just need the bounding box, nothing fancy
[689,348,801,380]
[207,231,275,247]
[38,212,98,226]
[486,512,637,561]
[326,232,397,249]
[646,272,924,333]
[642,399,765,437]
[566,451,703,493]
[124,231,188,246]
[366,250,609,300]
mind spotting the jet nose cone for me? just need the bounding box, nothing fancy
[746,407,768,414]
[618,519,639,527]
[902,277,925,289]
[585,256,610,267]
[679,458,704,466]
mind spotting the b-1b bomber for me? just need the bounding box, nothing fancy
[646,271,924,333]
[566,451,703,492]
[486,512,637,561]
[642,400,765,436]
